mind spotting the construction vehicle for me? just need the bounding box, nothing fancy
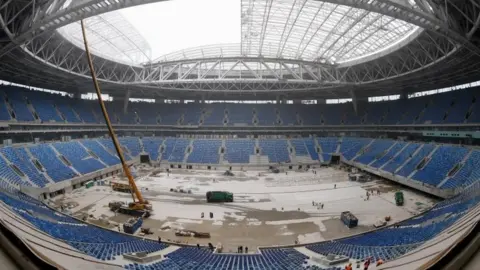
[80,20,152,218]
[108,201,151,218]
[395,191,404,206]
[206,191,234,203]
[341,211,358,228]
[123,217,143,234]
[111,181,132,193]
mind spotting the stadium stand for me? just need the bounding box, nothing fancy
[0,147,50,187]
[2,86,480,127]
[81,140,120,166]
[396,144,436,177]
[412,145,469,186]
[224,140,255,163]
[53,142,106,174]
[259,139,290,163]
[441,150,480,189]
[167,138,190,162]
[291,139,309,156]
[119,137,143,157]
[340,138,372,161]
[382,143,421,173]
[354,139,395,165]
[0,136,479,269]
[142,137,163,161]
[187,139,222,164]
[317,137,338,162]
[370,142,407,168]
[28,144,77,182]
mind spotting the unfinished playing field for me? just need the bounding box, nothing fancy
[52,166,437,252]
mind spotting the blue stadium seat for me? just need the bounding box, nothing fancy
[259,139,290,163]
[53,142,106,174]
[142,137,163,161]
[28,144,77,182]
[225,140,255,163]
[187,140,221,164]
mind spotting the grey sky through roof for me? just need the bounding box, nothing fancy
[57,0,420,65]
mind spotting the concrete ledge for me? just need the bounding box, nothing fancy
[342,159,455,199]
[20,158,140,199]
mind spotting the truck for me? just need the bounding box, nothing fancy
[206,191,234,203]
[395,191,404,206]
[341,211,358,228]
[123,217,143,234]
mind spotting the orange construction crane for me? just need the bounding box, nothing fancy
[80,20,151,216]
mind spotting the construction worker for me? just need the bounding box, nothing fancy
[345,263,353,270]
[364,257,371,270]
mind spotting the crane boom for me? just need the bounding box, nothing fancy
[80,20,146,205]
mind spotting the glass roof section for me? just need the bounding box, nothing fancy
[57,0,420,65]
[57,11,152,65]
[240,0,419,63]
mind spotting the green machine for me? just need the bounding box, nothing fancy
[206,191,234,203]
[395,191,404,206]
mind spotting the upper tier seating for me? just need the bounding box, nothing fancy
[259,139,290,163]
[54,97,81,123]
[297,105,322,125]
[3,86,34,121]
[202,104,225,125]
[187,140,221,164]
[23,91,63,122]
[277,105,298,125]
[226,104,253,125]
[181,104,203,125]
[71,100,99,123]
[256,105,278,126]
[29,144,77,182]
[225,140,255,163]
[2,85,480,126]
[0,90,12,121]
[364,102,389,124]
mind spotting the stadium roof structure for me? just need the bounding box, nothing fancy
[0,0,479,100]
[58,11,152,66]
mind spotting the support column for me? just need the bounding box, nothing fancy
[123,89,131,114]
[317,99,326,104]
[276,95,280,104]
[350,88,358,115]
[201,94,206,104]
